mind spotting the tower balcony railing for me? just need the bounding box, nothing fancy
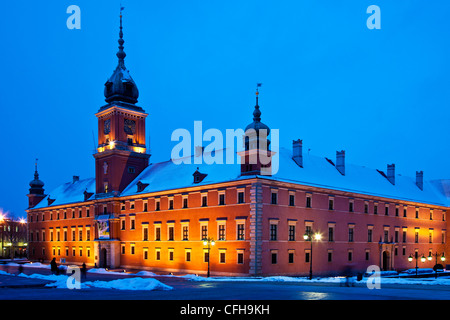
[97,141,147,154]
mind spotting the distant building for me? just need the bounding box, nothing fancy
[26,13,450,276]
[0,216,27,259]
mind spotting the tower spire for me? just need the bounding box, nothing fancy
[34,158,39,180]
[253,83,262,122]
[117,6,126,67]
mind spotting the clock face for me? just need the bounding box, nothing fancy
[124,119,136,135]
[104,119,111,134]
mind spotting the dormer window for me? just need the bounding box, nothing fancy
[193,168,207,184]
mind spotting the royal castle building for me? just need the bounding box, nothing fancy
[26,14,450,277]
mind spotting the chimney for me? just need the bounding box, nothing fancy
[73,176,80,183]
[336,150,345,175]
[292,139,303,167]
[416,171,423,190]
[387,164,395,185]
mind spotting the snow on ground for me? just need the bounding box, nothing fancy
[3,261,450,288]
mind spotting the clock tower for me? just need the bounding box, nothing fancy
[93,12,150,196]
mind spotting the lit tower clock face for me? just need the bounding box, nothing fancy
[124,119,136,135]
[104,119,111,134]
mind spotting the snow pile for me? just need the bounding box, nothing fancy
[14,272,172,291]
[85,277,172,291]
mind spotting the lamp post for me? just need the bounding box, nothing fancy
[427,252,446,279]
[303,231,322,280]
[408,252,426,277]
[202,237,215,277]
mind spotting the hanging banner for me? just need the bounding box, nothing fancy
[96,216,110,240]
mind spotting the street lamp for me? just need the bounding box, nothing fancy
[303,231,322,280]
[408,252,426,277]
[202,237,215,277]
[427,252,446,279]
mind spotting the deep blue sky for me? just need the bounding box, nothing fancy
[1,1,450,218]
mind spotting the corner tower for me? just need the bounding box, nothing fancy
[94,11,150,196]
[27,159,46,208]
[239,86,274,176]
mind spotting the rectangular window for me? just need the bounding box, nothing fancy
[348,227,354,242]
[220,251,226,264]
[169,198,174,210]
[155,249,161,261]
[306,195,312,208]
[385,205,389,216]
[415,208,419,219]
[348,250,353,262]
[403,207,407,217]
[155,200,160,211]
[288,225,296,241]
[270,224,278,241]
[169,249,174,261]
[182,225,189,241]
[374,204,378,215]
[305,251,310,263]
[271,192,278,205]
[365,251,370,261]
[121,244,125,255]
[130,218,135,230]
[219,193,225,205]
[237,223,245,240]
[218,224,225,241]
[364,202,369,214]
[143,202,148,212]
[131,244,135,255]
[415,230,419,243]
[328,198,334,211]
[143,248,148,260]
[201,225,208,240]
[288,252,294,264]
[155,226,161,241]
[143,226,148,241]
[238,191,245,204]
[185,250,191,262]
[168,226,174,241]
[183,197,188,209]
[237,252,244,264]
[202,195,208,207]
[402,230,407,242]
[328,251,333,262]
[271,252,277,264]
[289,194,295,207]
[384,230,389,243]
[204,251,209,263]
[328,227,334,242]
[349,200,354,212]
[394,230,399,243]
[395,206,399,217]
[368,228,373,243]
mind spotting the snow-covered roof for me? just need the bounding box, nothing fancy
[33,177,95,210]
[122,147,450,207]
[31,148,450,210]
